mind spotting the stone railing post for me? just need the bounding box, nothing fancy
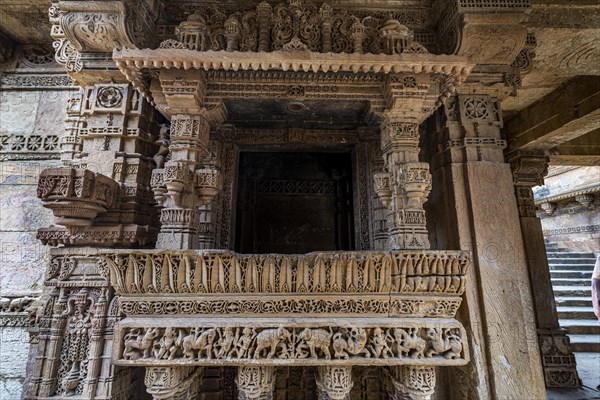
[507,149,580,388]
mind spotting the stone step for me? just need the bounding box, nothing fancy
[559,319,600,335]
[568,334,600,352]
[547,257,597,264]
[547,251,597,259]
[551,278,591,286]
[550,270,593,279]
[549,264,596,271]
[557,306,597,320]
[552,286,593,297]
[555,297,593,307]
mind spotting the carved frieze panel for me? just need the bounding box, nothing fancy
[113,318,469,366]
[102,250,471,295]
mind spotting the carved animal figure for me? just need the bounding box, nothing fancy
[425,328,463,359]
[123,328,160,360]
[8,297,34,312]
[155,327,182,360]
[0,298,10,311]
[253,327,290,359]
[332,327,369,359]
[392,328,426,359]
[182,328,218,359]
[298,328,332,359]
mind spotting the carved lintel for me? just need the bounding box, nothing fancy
[386,366,436,400]
[316,366,353,400]
[145,366,203,400]
[237,366,275,400]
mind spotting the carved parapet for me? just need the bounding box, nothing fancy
[37,168,119,230]
[0,295,37,328]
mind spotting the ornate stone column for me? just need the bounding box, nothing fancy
[386,366,435,400]
[236,366,275,400]
[377,117,431,250]
[315,366,353,400]
[145,366,203,400]
[507,149,580,388]
[151,113,220,249]
[429,94,546,399]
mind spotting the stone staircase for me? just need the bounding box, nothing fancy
[547,243,600,352]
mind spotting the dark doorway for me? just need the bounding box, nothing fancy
[235,151,355,254]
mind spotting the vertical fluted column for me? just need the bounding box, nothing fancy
[507,149,581,388]
[386,366,435,400]
[145,367,203,400]
[376,116,431,250]
[315,366,353,400]
[236,366,275,400]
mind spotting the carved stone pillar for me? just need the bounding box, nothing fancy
[429,94,546,399]
[507,149,580,388]
[256,2,273,52]
[376,116,431,250]
[315,366,353,400]
[152,113,220,249]
[145,366,203,400]
[386,366,435,400]
[236,366,275,400]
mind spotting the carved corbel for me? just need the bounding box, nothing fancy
[507,150,549,218]
[436,0,530,65]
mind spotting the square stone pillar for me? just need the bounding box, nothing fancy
[507,149,580,388]
[429,95,545,399]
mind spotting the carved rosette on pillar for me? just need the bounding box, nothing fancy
[376,119,431,250]
[151,113,221,249]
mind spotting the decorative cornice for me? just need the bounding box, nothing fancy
[534,184,600,206]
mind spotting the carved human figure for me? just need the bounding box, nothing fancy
[216,326,235,358]
[230,327,254,358]
[369,327,391,358]
[155,327,182,360]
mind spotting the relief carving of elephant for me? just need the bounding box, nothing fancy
[298,328,332,359]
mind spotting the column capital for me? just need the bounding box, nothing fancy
[315,366,353,400]
[145,366,203,399]
[506,149,550,188]
[386,366,436,400]
[236,366,275,400]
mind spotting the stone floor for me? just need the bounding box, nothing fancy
[547,352,600,400]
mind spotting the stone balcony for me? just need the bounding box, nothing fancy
[98,249,471,368]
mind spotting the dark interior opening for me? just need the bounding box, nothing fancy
[235,151,355,254]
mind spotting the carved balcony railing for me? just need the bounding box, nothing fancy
[100,250,471,368]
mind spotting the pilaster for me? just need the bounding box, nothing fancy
[507,149,581,388]
[315,366,353,400]
[429,93,546,399]
[236,366,275,400]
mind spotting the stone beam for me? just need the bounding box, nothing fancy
[504,76,600,151]
[548,129,600,166]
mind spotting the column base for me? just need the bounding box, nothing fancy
[538,329,581,388]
